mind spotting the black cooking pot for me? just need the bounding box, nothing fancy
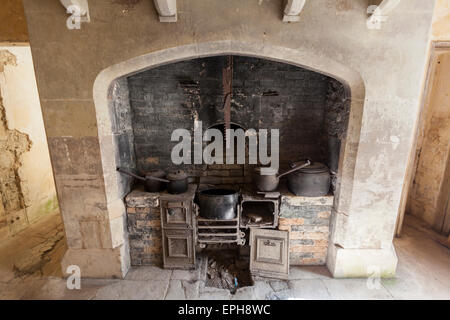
[117,168,167,192]
[117,168,188,194]
[253,160,311,192]
[166,170,189,194]
[287,161,331,197]
[197,189,239,220]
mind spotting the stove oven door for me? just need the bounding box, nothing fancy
[249,228,289,280]
[161,200,192,229]
[162,228,195,269]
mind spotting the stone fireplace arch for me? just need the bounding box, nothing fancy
[91,40,366,278]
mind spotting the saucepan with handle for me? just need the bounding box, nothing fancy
[117,168,188,194]
[253,160,311,192]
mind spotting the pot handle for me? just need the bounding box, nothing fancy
[147,176,170,183]
[277,160,311,179]
[117,168,170,183]
[290,158,313,168]
[117,168,146,181]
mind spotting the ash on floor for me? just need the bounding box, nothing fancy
[205,250,253,294]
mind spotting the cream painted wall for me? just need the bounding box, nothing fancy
[0,45,58,226]
[432,0,450,40]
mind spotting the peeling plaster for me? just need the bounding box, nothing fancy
[0,46,59,235]
[0,90,33,237]
[0,50,17,73]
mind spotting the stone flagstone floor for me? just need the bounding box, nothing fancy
[0,214,449,300]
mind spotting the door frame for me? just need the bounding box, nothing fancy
[396,41,450,236]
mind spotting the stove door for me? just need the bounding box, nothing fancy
[249,228,289,279]
[162,228,195,269]
[161,200,192,229]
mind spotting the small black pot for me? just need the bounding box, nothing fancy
[166,170,188,194]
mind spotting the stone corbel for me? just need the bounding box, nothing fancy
[59,0,90,25]
[283,0,306,23]
[367,0,401,30]
[153,0,177,22]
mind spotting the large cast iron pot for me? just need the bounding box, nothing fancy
[287,161,331,197]
[253,160,311,192]
[197,189,239,220]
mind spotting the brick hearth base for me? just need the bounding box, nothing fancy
[125,185,333,268]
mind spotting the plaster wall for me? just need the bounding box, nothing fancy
[431,0,450,41]
[0,45,58,240]
[22,0,437,278]
[407,52,450,233]
[405,0,450,234]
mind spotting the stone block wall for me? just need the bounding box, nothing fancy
[278,194,333,265]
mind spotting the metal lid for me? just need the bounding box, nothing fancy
[291,161,329,174]
[166,170,188,180]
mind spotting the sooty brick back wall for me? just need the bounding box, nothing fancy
[127,56,337,176]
